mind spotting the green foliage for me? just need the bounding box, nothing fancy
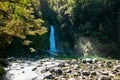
[48,0,120,42]
[7,33,49,56]
[0,65,5,76]
[0,0,47,51]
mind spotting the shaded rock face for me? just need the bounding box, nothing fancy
[0,58,9,67]
[2,58,120,80]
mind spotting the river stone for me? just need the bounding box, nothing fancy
[97,61,102,64]
[79,69,83,72]
[105,60,112,64]
[68,78,76,80]
[92,58,98,63]
[17,60,23,64]
[67,72,74,77]
[91,71,97,75]
[82,76,86,79]
[58,62,65,67]
[109,73,114,78]
[71,59,77,64]
[113,70,117,73]
[49,68,55,73]
[97,61,104,67]
[63,71,66,75]
[105,60,112,67]
[66,69,72,73]
[74,72,79,76]
[39,61,43,64]
[88,65,93,69]
[44,73,54,79]
[82,58,92,64]
[113,65,120,71]
[86,58,92,63]
[82,59,86,63]
[98,75,111,80]
[73,64,79,70]
[21,66,24,69]
[78,58,82,61]
[113,65,120,74]
[82,70,90,76]
[41,68,49,73]
[61,78,67,80]
[57,75,66,80]
[92,65,98,70]
[22,71,25,73]
[86,63,92,69]
[32,67,37,71]
[7,57,15,62]
[116,60,120,64]
[16,66,21,70]
[101,71,109,75]
[55,68,63,75]
[65,63,70,66]
[77,59,81,63]
[36,64,42,67]
[65,60,71,64]
[41,59,47,62]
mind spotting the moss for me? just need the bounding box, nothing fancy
[0,65,5,76]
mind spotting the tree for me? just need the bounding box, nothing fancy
[0,0,47,51]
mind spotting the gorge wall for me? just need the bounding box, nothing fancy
[40,0,120,58]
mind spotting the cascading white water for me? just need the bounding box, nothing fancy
[49,25,57,52]
[2,59,62,80]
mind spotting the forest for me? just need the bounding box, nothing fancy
[0,0,120,80]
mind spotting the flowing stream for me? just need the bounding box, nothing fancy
[1,58,62,80]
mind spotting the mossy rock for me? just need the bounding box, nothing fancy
[0,65,5,76]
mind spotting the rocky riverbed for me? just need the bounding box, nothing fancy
[1,58,120,80]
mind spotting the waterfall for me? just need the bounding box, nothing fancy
[49,25,57,52]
